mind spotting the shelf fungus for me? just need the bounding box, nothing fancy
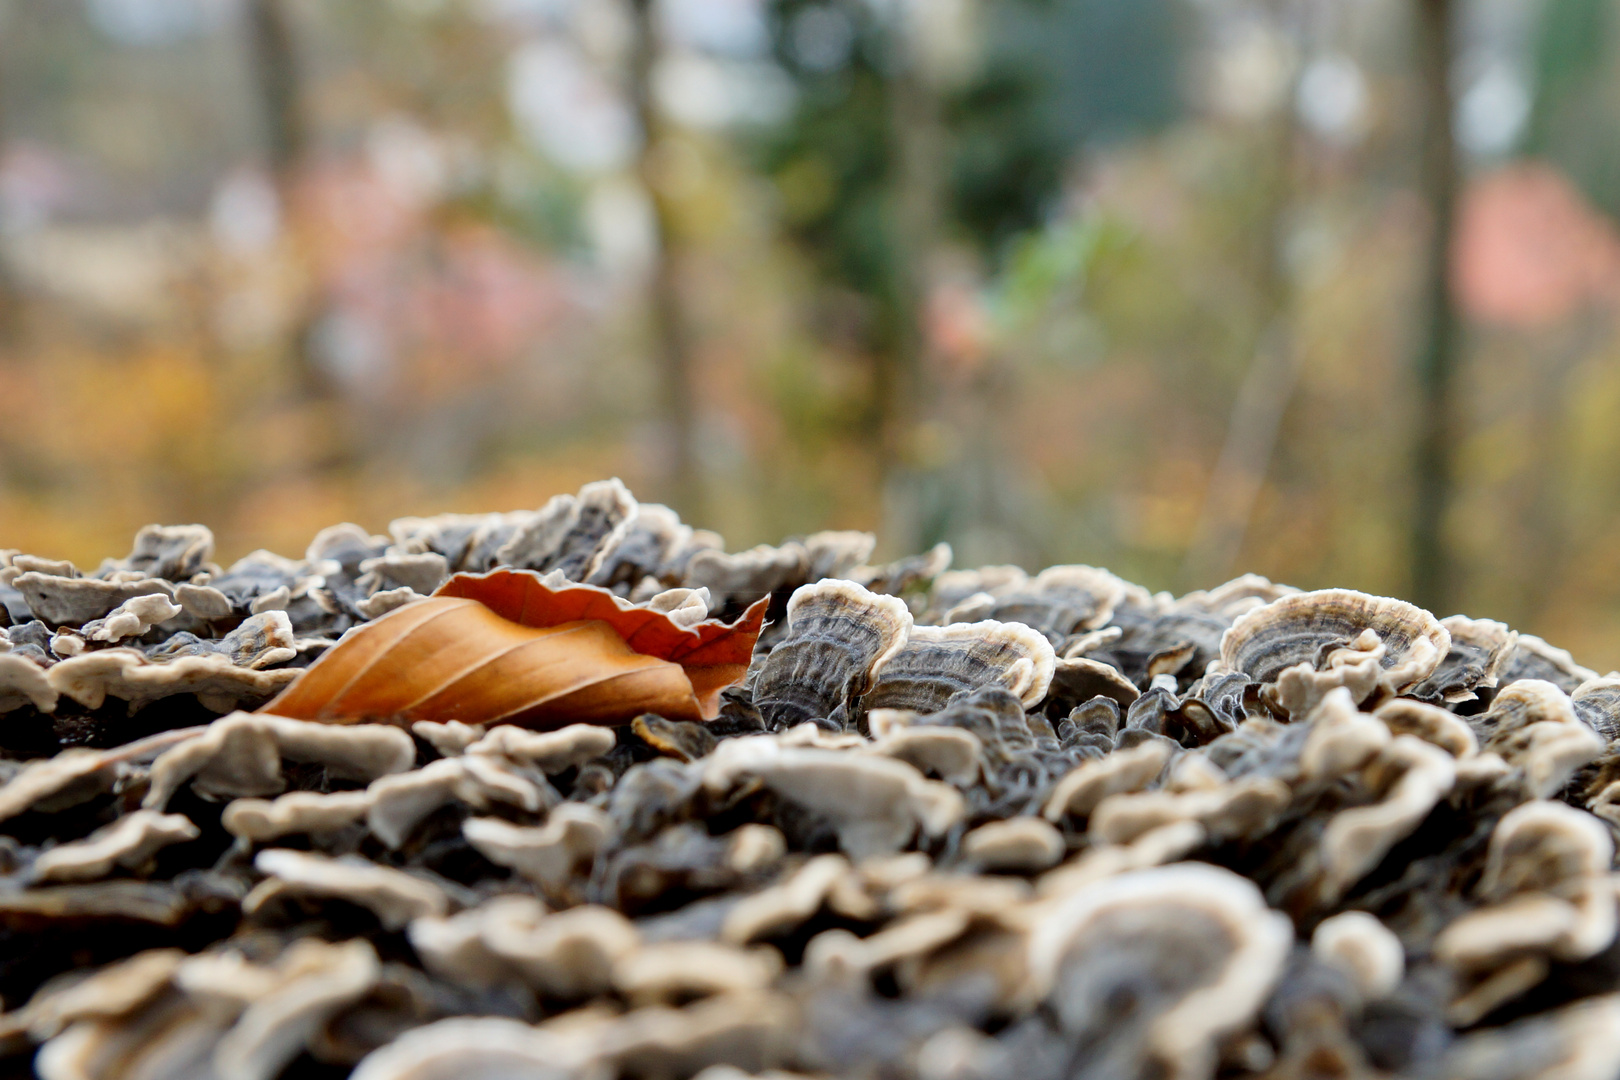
[1474,680,1604,797]
[683,542,810,615]
[745,747,965,859]
[1219,589,1450,717]
[752,580,912,728]
[11,572,176,628]
[1499,633,1599,693]
[245,849,452,929]
[1175,573,1299,619]
[1445,994,1620,1080]
[462,804,615,891]
[49,635,300,716]
[1572,675,1620,743]
[31,809,200,884]
[1310,911,1405,1003]
[1434,801,1619,1024]
[945,565,1128,641]
[347,1017,592,1080]
[143,711,416,808]
[850,540,952,597]
[21,938,382,1080]
[6,479,1620,1080]
[1409,615,1517,704]
[1024,864,1293,1080]
[960,816,1065,872]
[863,620,1056,716]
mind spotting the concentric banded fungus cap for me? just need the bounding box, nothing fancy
[1042,739,1174,823]
[585,502,687,589]
[211,938,381,1080]
[926,565,1027,619]
[466,723,616,773]
[463,804,614,890]
[222,789,372,842]
[851,540,952,596]
[868,718,983,786]
[1474,680,1603,796]
[721,853,849,944]
[495,478,638,581]
[80,593,181,642]
[751,581,912,728]
[1046,657,1140,712]
[28,940,383,1080]
[48,611,300,714]
[611,940,782,1005]
[1220,589,1449,698]
[955,565,1127,639]
[1313,734,1457,903]
[115,523,215,581]
[802,530,877,581]
[596,990,799,1078]
[1087,771,1291,848]
[684,542,809,613]
[19,947,185,1040]
[366,754,551,849]
[1175,573,1299,617]
[1024,863,1293,1080]
[1500,633,1599,693]
[1572,676,1620,743]
[360,552,450,597]
[863,620,1056,715]
[483,901,641,999]
[1409,615,1517,703]
[0,727,204,823]
[1093,607,1230,684]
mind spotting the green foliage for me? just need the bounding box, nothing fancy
[1526,0,1620,216]
[992,213,1133,333]
[757,0,1183,343]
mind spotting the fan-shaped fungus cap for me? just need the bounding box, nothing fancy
[1220,589,1449,701]
[1024,864,1293,1080]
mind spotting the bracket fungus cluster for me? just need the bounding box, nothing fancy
[3,477,1620,1079]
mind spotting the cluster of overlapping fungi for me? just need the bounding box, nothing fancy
[0,477,1617,1080]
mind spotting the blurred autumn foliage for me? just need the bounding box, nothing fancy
[5,0,1620,667]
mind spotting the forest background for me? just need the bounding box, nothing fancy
[3,0,1620,666]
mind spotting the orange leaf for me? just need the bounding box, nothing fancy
[435,570,768,714]
[262,572,767,728]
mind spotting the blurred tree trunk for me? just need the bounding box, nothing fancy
[1410,0,1462,614]
[880,15,946,554]
[628,0,701,524]
[245,0,343,450]
[247,0,302,176]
